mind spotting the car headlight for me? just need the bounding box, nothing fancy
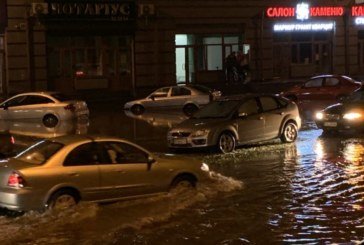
[343,112,362,120]
[191,129,210,137]
[315,112,324,120]
[201,162,210,172]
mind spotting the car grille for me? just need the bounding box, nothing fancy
[325,113,340,120]
[171,132,191,137]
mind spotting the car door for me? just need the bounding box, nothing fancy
[98,141,160,200]
[322,77,341,100]
[299,77,324,100]
[236,98,265,143]
[0,95,28,119]
[15,95,56,119]
[62,142,102,201]
[144,87,171,108]
[258,96,285,139]
[166,86,193,108]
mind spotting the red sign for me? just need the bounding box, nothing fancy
[352,6,364,16]
[267,7,295,18]
[310,7,344,17]
[266,5,344,18]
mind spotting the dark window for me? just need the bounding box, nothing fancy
[101,142,148,164]
[304,78,323,88]
[325,77,339,86]
[23,95,54,105]
[2,95,27,107]
[238,99,260,116]
[64,143,99,166]
[51,93,71,102]
[259,97,279,111]
[15,141,64,165]
[171,87,191,96]
[150,87,170,98]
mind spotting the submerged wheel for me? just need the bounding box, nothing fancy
[217,132,236,153]
[183,104,198,116]
[171,175,196,190]
[131,104,145,115]
[47,189,79,211]
[280,122,298,143]
[43,114,59,128]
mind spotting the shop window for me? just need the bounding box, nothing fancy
[47,36,132,79]
[299,43,312,64]
[358,31,364,67]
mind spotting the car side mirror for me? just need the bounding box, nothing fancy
[150,95,155,101]
[1,103,8,110]
[147,156,155,171]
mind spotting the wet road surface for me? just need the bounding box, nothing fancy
[0,101,364,244]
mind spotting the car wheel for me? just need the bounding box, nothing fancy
[47,189,79,211]
[43,114,59,128]
[280,122,298,143]
[131,104,145,115]
[183,104,198,116]
[286,95,297,102]
[171,175,196,190]
[218,132,236,153]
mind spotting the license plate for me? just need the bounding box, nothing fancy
[324,121,337,127]
[173,138,187,145]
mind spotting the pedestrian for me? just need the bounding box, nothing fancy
[225,52,238,84]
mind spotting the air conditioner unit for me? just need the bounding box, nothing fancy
[31,3,48,15]
[138,4,155,17]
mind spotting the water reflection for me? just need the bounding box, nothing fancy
[0,119,89,158]
[124,110,187,128]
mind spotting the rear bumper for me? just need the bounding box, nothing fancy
[0,188,44,211]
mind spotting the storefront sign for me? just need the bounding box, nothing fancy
[267,3,344,19]
[355,17,364,25]
[47,1,136,21]
[352,6,364,16]
[273,22,335,32]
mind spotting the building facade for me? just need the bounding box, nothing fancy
[1,0,364,96]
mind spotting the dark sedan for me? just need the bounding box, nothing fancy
[167,94,301,153]
[282,75,362,102]
[315,88,364,133]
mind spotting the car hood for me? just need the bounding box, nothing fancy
[172,117,229,131]
[324,102,364,114]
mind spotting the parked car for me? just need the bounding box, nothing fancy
[282,75,362,102]
[314,87,364,133]
[168,94,301,153]
[124,85,221,115]
[0,92,89,127]
[0,135,210,211]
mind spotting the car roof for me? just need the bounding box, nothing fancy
[216,93,281,101]
[12,91,59,97]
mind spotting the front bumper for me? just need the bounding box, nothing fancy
[167,134,213,148]
[315,119,364,132]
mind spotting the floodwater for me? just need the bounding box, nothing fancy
[0,102,364,244]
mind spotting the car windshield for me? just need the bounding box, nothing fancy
[15,140,64,165]
[192,100,240,119]
[51,93,71,102]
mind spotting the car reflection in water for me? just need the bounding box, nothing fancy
[0,119,89,159]
[124,110,188,129]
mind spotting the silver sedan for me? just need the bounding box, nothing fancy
[0,135,210,211]
[124,85,221,115]
[0,92,89,127]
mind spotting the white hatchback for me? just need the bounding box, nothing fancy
[0,92,89,127]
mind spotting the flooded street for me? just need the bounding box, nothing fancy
[0,102,364,244]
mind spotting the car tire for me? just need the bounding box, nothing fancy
[43,114,59,128]
[217,132,236,153]
[286,95,297,102]
[280,122,298,143]
[131,104,145,115]
[47,189,79,211]
[171,174,196,190]
[183,104,198,116]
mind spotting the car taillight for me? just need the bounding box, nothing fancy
[7,172,25,188]
[64,103,76,112]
